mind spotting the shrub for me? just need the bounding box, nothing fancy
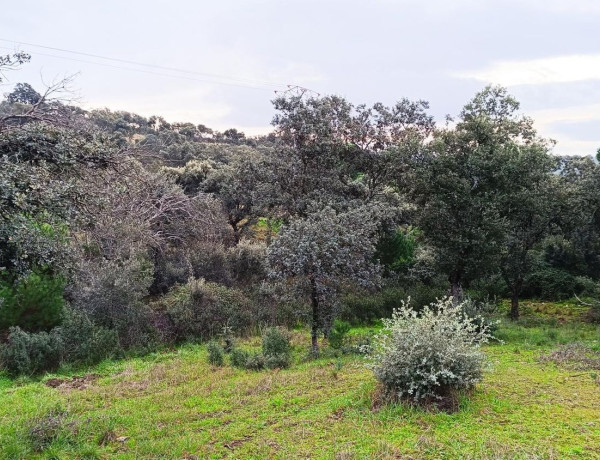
[58,308,122,366]
[244,351,266,370]
[366,297,494,402]
[189,243,232,286]
[222,325,235,353]
[230,348,250,368]
[69,252,157,350]
[0,272,65,332]
[207,341,224,366]
[262,327,292,369]
[521,266,597,301]
[328,320,351,350]
[459,296,499,336]
[227,240,267,287]
[163,278,253,342]
[0,327,63,375]
[343,287,407,323]
[150,248,191,295]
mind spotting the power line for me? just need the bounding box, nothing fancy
[0,38,291,90]
[0,46,280,91]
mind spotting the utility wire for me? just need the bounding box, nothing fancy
[0,38,290,90]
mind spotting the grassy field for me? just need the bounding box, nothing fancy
[1,301,600,459]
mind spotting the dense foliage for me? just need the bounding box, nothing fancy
[1,55,599,378]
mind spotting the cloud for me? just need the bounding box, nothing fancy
[453,54,600,86]
[529,104,600,156]
[530,104,600,125]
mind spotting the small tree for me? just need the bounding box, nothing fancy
[267,206,381,354]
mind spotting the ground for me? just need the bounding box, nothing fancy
[1,300,600,459]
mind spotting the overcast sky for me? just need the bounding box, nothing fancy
[2,0,599,156]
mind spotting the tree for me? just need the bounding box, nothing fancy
[267,206,381,354]
[0,52,30,83]
[264,92,432,223]
[405,86,545,302]
[497,144,558,319]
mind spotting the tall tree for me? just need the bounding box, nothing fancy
[406,86,546,301]
[497,144,558,319]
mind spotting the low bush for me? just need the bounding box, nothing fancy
[262,327,292,369]
[0,327,63,376]
[222,325,235,353]
[230,348,250,368]
[366,297,494,403]
[58,308,122,366]
[162,278,254,342]
[459,296,499,336]
[522,267,596,300]
[244,351,266,370]
[229,327,292,370]
[207,340,225,366]
[69,253,157,350]
[227,240,267,287]
[328,320,351,350]
[189,243,232,286]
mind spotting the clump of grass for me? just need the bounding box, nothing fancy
[28,409,74,452]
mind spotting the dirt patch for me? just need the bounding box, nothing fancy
[45,374,101,390]
[223,435,252,449]
[539,343,600,371]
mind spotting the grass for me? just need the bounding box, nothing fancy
[1,300,600,459]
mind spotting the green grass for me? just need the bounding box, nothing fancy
[1,301,600,459]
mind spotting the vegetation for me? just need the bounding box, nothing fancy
[1,51,600,457]
[1,302,600,458]
[366,297,495,404]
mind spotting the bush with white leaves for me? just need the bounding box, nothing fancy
[366,297,494,402]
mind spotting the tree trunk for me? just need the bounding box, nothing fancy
[509,278,523,320]
[230,222,240,244]
[449,273,464,304]
[310,277,320,356]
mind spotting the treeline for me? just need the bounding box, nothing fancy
[1,53,599,374]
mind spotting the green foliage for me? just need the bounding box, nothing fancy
[0,272,64,332]
[0,307,122,376]
[207,341,225,366]
[222,325,235,353]
[230,348,250,368]
[366,297,493,402]
[522,267,595,300]
[70,253,157,350]
[343,284,446,324]
[227,327,292,371]
[27,409,70,452]
[244,352,266,370]
[0,326,63,375]
[57,308,122,366]
[328,320,351,349]
[162,278,253,342]
[375,228,417,274]
[262,327,292,369]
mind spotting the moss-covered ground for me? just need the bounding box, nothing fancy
[1,300,600,459]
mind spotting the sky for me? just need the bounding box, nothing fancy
[1,0,599,156]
